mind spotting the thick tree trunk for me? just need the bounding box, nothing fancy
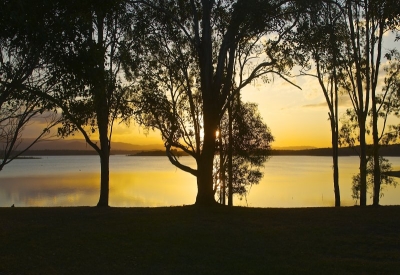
[359,118,367,206]
[96,98,110,207]
[97,148,110,207]
[196,151,217,206]
[94,12,110,207]
[195,110,218,206]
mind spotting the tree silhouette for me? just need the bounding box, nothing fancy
[126,0,301,206]
[293,0,347,206]
[215,101,273,205]
[27,0,138,206]
[0,0,60,171]
[338,0,400,206]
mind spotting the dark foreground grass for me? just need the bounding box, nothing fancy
[1,206,400,275]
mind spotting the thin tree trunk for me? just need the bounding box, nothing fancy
[219,125,225,205]
[359,118,367,206]
[372,94,381,206]
[331,120,340,207]
[228,97,233,206]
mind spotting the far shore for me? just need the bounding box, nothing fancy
[5,143,400,157]
[383,170,400,177]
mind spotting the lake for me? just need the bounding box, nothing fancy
[1,155,400,207]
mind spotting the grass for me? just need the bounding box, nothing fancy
[1,206,400,274]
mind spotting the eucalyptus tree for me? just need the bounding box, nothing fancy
[0,0,60,171]
[338,0,400,206]
[368,49,400,204]
[367,0,400,206]
[339,50,400,205]
[37,0,138,207]
[126,0,302,206]
[293,1,348,206]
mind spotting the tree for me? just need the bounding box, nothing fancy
[127,0,301,205]
[338,0,372,206]
[0,97,59,171]
[368,0,400,205]
[30,0,137,206]
[338,0,400,206]
[0,0,60,171]
[215,101,274,205]
[293,0,348,207]
[369,49,400,203]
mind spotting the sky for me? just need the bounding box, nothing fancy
[26,33,400,149]
[86,74,339,148]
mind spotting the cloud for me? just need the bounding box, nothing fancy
[302,102,327,108]
[302,95,353,108]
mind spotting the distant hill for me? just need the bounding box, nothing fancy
[273,146,317,151]
[18,138,164,152]
[128,150,189,157]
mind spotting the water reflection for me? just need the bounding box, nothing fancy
[0,174,99,206]
[109,172,197,207]
[0,155,399,207]
[0,171,197,207]
[235,156,400,207]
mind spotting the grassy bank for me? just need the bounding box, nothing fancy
[1,206,399,274]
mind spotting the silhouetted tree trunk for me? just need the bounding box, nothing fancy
[219,124,225,205]
[359,119,368,206]
[228,96,233,206]
[331,118,340,207]
[196,109,218,206]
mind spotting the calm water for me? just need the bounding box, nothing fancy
[1,155,400,207]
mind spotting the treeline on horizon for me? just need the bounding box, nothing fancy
[2,144,400,157]
[271,144,400,157]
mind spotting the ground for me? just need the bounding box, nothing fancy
[1,206,399,274]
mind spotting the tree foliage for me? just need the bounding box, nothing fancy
[0,0,60,170]
[215,101,273,204]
